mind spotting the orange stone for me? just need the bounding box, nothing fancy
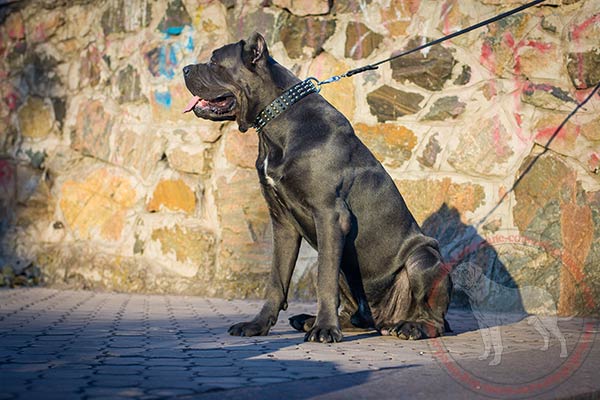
[147,179,196,213]
[308,52,355,120]
[59,168,136,241]
[394,177,485,224]
[224,124,259,169]
[559,203,594,315]
[354,123,417,168]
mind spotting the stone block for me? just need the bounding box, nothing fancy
[567,50,600,89]
[150,83,193,123]
[109,128,166,180]
[27,10,65,43]
[533,111,593,156]
[395,177,485,225]
[216,169,271,275]
[224,125,259,169]
[521,82,577,111]
[272,0,330,16]
[5,11,25,40]
[423,96,466,121]
[379,1,418,36]
[345,22,383,60]
[101,0,152,35]
[116,65,145,104]
[79,45,102,88]
[354,123,417,168]
[513,152,600,315]
[147,179,196,214]
[391,37,456,91]
[278,13,335,59]
[157,0,192,35]
[166,144,208,175]
[417,133,442,168]
[18,97,55,139]
[0,159,16,208]
[447,116,515,177]
[59,168,137,241]
[308,52,355,119]
[366,85,424,122]
[71,100,115,161]
[150,225,215,278]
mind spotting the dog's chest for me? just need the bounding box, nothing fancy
[261,156,277,187]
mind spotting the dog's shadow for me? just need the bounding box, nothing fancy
[422,204,570,366]
[422,203,525,314]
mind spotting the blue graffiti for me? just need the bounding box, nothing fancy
[147,29,195,80]
[165,26,185,36]
[154,91,172,108]
[185,35,194,51]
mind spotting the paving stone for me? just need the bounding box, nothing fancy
[90,375,145,388]
[94,365,146,375]
[0,289,598,399]
[83,387,146,398]
[139,377,199,390]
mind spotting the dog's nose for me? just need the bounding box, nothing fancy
[183,65,192,76]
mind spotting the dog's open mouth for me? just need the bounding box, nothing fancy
[183,93,236,115]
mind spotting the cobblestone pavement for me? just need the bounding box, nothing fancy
[0,288,598,400]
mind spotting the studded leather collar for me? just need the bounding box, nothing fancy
[252,78,319,133]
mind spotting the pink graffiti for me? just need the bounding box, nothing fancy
[535,124,581,143]
[0,159,15,193]
[480,29,556,145]
[4,92,19,111]
[570,14,600,88]
[571,14,600,41]
[588,153,599,172]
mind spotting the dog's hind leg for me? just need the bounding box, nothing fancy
[379,244,451,339]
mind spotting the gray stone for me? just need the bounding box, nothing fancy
[366,85,424,122]
[101,0,152,35]
[423,96,466,121]
[567,49,600,89]
[116,65,144,104]
[345,22,383,60]
[157,0,192,35]
[277,12,336,59]
[417,133,442,168]
[391,37,456,91]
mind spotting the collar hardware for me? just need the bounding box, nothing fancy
[252,78,319,132]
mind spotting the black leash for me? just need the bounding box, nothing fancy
[315,0,546,87]
[254,0,551,132]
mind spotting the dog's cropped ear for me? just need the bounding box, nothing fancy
[243,32,268,66]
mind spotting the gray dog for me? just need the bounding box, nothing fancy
[183,33,452,343]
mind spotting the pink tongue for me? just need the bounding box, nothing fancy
[183,96,201,113]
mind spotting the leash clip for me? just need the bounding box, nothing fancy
[313,75,343,90]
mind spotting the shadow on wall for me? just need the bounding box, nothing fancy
[422,204,525,314]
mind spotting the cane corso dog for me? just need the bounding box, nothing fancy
[183,32,452,343]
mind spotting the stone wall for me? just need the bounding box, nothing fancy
[0,0,598,315]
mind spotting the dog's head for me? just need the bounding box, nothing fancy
[451,262,483,293]
[182,32,271,133]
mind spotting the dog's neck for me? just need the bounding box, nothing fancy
[246,58,301,126]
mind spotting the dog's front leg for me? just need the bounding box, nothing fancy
[228,219,301,337]
[305,204,350,343]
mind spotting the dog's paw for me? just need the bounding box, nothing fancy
[304,325,343,343]
[386,321,442,340]
[289,313,315,332]
[228,321,270,337]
